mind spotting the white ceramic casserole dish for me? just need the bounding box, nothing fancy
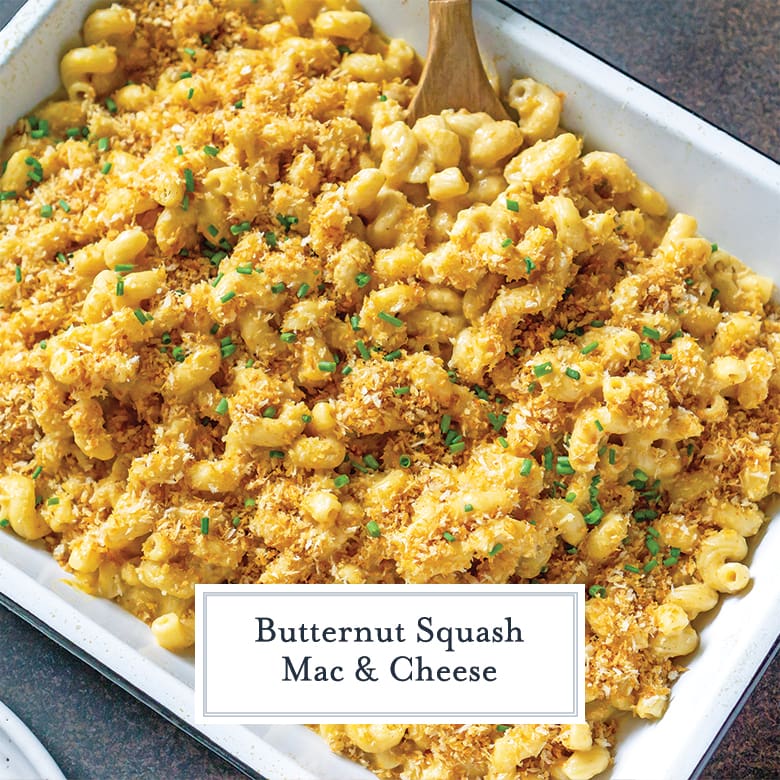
[0,1,778,778]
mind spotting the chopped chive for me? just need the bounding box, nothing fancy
[172,346,186,362]
[39,341,47,350]
[0,519,8,527]
[487,412,507,431]
[501,237,512,247]
[399,455,411,468]
[220,344,236,358]
[175,144,183,156]
[642,325,661,341]
[210,273,224,288]
[40,204,53,218]
[709,288,720,305]
[0,191,16,201]
[633,469,649,482]
[638,342,652,360]
[280,331,296,343]
[356,340,371,360]
[588,585,606,598]
[355,272,371,288]
[608,448,616,465]
[565,491,577,503]
[57,199,70,213]
[464,503,474,512]
[184,168,195,192]
[232,516,241,528]
[524,256,535,273]
[581,341,599,355]
[590,319,605,328]
[200,516,209,534]
[634,509,658,521]
[115,278,124,296]
[594,420,604,432]
[97,136,110,152]
[663,556,678,566]
[230,221,251,235]
[378,94,388,102]
[584,507,604,525]
[350,314,361,331]
[271,282,286,293]
[105,97,118,113]
[643,559,658,573]
[204,145,219,157]
[234,99,244,109]
[520,458,533,476]
[659,353,673,361]
[497,437,509,449]
[449,440,466,454]
[488,543,504,556]
[215,397,229,415]
[341,365,352,375]
[207,224,219,237]
[710,243,718,253]
[337,44,352,54]
[383,349,402,361]
[505,198,519,212]
[301,414,312,424]
[318,361,337,373]
[394,386,410,395]
[565,367,580,380]
[533,362,553,377]
[264,231,277,247]
[244,497,256,508]
[276,214,299,232]
[133,308,148,324]
[543,446,553,471]
[161,332,172,344]
[236,264,253,275]
[440,414,452,434]
[527,381,539,393]
[183,46,196,58]
[220,291,235,303]
[245,358,254,367]
[296,282,310,298]
[32,466,42,479]
[379,311,403,327]
[366,520,381,538]
[624,564,640,574]
[551,327,567,340]
[443,531,456,542]
[646,526,660,538]
[179,71,192,80]
[187,88,194,100]
[363,454,380,471]
[556,456,575,475]
[334,474,350,488]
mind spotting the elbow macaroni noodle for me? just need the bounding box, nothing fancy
[0,1,777,777]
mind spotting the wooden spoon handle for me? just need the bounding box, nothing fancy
[407,0,508,125]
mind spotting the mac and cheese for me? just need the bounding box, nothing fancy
[0,1,777,778]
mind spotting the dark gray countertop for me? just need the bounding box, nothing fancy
[0,1,778,778]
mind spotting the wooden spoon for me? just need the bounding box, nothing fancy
[407,0,509,126]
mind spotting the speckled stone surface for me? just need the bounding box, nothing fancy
[0,0,778,778]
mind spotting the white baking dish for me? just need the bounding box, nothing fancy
[1,1,778,778]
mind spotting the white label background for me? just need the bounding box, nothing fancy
[196,584,584,725]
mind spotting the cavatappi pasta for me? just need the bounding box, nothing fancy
[1,1,778,778]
